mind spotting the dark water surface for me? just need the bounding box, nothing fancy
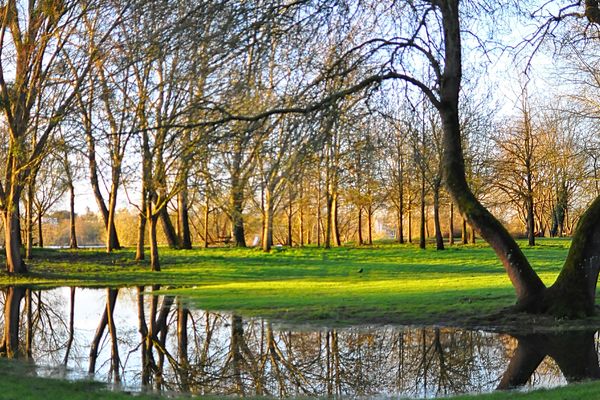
[0,286,598,398]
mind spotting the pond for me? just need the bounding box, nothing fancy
[0,286,598,398]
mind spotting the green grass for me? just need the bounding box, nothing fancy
[0,237,578,327]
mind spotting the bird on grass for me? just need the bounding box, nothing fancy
[358,268,363,274]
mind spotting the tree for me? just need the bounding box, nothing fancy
[0,0,127,272]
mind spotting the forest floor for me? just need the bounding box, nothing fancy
[3,238,600,399]
[1,237,597,331]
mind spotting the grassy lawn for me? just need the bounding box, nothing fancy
[0,237,581,327]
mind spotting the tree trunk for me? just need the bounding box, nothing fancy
[299,184,305,246]
[69,182,78,249]
[136,189,146,261]
[317,173,322,247]
[433,186,444,250]
[203,193,210,248]
[38,209,44,248]
[87,132,120,251]
[367,204,373,245]
[325,192,333,249]
[408,199,412,243]
[526,195,535,246]
[149,213,160,272]
[287,196,293,247]
[461,218,467,245]
[262,188,274,252]
[332,193,341,246]
[419,172,426,250]
[398,186,404,244]
[177,184,192,250]
[357,207,363,245]
[438,0,546,310]
[230,183,246,247]
[160,207,179,249]
[106,173,122,253]
[449,202,454,245]
[4,205,26,274]
[25,183,33,260]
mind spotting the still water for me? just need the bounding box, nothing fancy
[0,286,598,398]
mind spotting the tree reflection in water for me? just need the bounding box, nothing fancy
[0,286,597,398]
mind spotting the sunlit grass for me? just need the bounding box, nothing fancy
[0,237,575,326]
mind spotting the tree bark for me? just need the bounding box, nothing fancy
[230,182,247,247]
[419,171,426,250]
[69,181,78,249]
[87,131,121,251]
[203,193,210,248]
[160,207,179,249]
[263,188,274,252]
[287,195,293,246]
[136,190,146,261]
[367,204,373,245]
[177,189,192,249]
[357,207,363,245]
[25,183,34,259]
[149,213,160,272]
[38,209,44,248]
[4,204,26,274]
[332,193,341,246]
[408,199,412,243]
[433,185,444,250]
[437,0,546,309]
[449,202,454,245]
[398,184,404,244]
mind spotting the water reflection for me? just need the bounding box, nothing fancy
[0,286,597,398]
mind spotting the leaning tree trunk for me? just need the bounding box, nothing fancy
[160,207,179,249]
[434,0,600,317]
[437,0,546,311]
